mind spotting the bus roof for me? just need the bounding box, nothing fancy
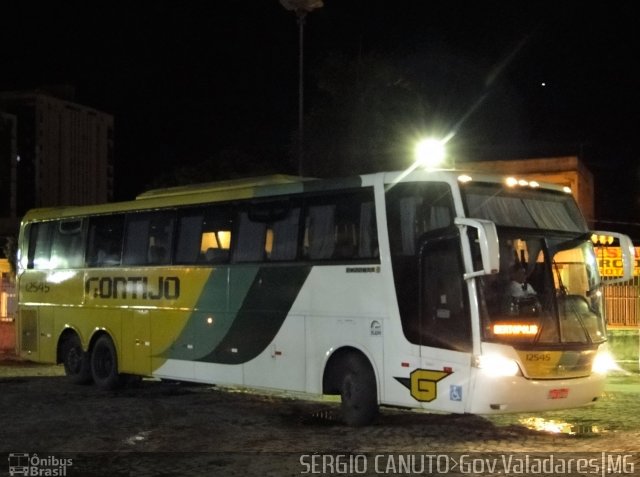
[20,170,570,223]
[135,174,306,199]
[381,169,570,194]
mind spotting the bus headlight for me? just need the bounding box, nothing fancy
[474,354,521,377]
[592,350,618,374]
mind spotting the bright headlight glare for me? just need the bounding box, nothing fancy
[592,351,618,374]
[475,354,521,377]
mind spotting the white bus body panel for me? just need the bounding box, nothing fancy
[468,371,605,414]
[155,265,388,395]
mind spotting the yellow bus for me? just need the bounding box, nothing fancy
[16,171,634,425]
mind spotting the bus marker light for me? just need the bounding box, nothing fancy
[401,362,410,368]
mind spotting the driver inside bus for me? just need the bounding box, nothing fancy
[508,264,536,298]
[505,264,540,316]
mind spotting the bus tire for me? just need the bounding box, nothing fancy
[91,335,123,390]
[339,353,378,426]
[61,334,92,385]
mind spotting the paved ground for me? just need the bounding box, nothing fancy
[0,357,638,476]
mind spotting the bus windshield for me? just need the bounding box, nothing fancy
[477,231,605,345]
[463,181,588,233]
[461,182,605,346]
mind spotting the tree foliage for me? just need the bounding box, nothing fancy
[301,47,528,177]
[147,147,283,189]
[303,52,428,177]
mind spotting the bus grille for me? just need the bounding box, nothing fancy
[516,349,595,379]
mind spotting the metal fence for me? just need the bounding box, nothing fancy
[604,278,640,328]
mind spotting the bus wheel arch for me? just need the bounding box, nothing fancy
[58,329,92,385]
[89,332,124,390]
[323,347,379,426]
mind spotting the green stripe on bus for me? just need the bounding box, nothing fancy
[197,265,311,364]
[161,266,259,361]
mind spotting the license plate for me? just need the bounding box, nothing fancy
[548,388,569,399]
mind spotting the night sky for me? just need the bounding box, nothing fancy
[2,1,639,233]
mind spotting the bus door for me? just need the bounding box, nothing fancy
[19,270,56,362]
[121,309,151,376]
[416,228,472,413]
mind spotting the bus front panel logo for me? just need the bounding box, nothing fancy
[395,368,452,402]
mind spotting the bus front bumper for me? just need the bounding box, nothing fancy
[467,371,606,414]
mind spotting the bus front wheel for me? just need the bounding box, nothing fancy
[91,335,123,390]
[61,334,92,384]
[339,353,378,426]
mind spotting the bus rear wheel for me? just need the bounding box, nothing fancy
[61,334,92,384]
[91,335,123,390]
[339,353,378,426]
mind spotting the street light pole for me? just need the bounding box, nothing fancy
[297,11,306,176]
[280,0,323,177]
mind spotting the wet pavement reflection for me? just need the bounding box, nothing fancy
[486,371,640,439]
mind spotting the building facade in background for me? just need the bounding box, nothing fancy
[0,111,17,239]
[458,156,595,226]
[0,88,114,240]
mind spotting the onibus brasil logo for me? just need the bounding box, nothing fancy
[8,453,73,476]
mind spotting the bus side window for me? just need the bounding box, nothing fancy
[332,196,376,260]
[123,211,175,266]
[303,190,378,261]
[175,212,203,263]
[305,204,336,260]
[233,211,267,262]
[148,213,174,265]
[229,201,299,263]
[200,230,232,263]
[421,233,471,352]
[359,201,378,259]
[27,222,55,270]
[50,219,84,269]
[386,183,454,257]
[333,222,355,259]
[87,215,124,267]
[268,207,300,261]
[176,205,234,264]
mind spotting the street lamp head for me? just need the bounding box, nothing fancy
[414,138,446,169]
[280,0,324,14]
